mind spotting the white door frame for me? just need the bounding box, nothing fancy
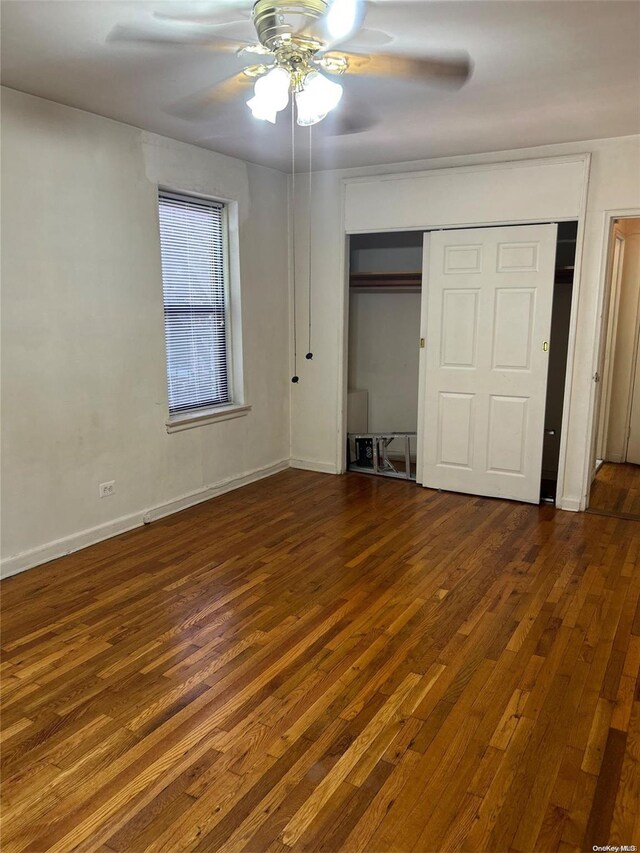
[622,228,640,462]
[585,209,640,491]
[415,236,430,485]
[596,224,626,462]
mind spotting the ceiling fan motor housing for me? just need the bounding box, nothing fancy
[252,0,328,53]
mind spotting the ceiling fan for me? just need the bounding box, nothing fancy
[110,0,472,130]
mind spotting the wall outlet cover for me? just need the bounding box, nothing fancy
[99,481,116,498]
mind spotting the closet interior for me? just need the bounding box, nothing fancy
[347,231,422,480]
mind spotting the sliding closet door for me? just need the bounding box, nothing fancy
[420,224,557,504]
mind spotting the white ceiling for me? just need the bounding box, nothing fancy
[2,0,639,172]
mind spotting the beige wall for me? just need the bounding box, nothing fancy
[606,219,640,461]
[289,135,640,509]
[1,89,290,577]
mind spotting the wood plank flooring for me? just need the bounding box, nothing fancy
[2,469,639,852]
[589,462,640,519]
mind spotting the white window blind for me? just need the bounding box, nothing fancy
[158,192,230,415]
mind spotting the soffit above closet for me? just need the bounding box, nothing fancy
[1,0,639,172]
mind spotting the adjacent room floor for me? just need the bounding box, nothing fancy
[2,470,639,852]
[589,462,640,520]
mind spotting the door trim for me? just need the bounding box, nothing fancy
[597,225,626,461]
[623,235,640,462]
[585,209,640,502]
[415,233,431,485]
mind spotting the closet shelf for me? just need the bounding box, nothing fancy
[350,271,422,289]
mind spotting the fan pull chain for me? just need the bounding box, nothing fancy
[306,125,313,361]
[291,105,299,384]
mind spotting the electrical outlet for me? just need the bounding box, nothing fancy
[99,481,115,498]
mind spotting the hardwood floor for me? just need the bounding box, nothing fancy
[589,462,640,520]
[2,469,639,852]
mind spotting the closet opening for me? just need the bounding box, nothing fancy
[346,231,422,481]
[345,222,578,506]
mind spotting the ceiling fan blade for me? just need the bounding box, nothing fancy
[153,2,253,25]
[339,50,472,87]
[333,27,393,51]
[364,0,443,9]
[323,86,378,135]
[107,22,250,52]
[154,13,248,26]
[324,108,379,136]
[168,70,266,120]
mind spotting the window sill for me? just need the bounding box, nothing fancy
[166,403,251,434]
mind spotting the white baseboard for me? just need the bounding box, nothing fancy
[590,459,605,483]
[0,459,290,580]
[605,452,624,464]
[557,496,582,512]
[1,514,146,581]
[142,460,289,524]
[289,458,339,475]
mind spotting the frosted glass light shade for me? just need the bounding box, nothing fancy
[295,71,343,126]
[246,96,277,123]
[247,67,291,122]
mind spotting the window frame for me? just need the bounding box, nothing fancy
[158,187,249,432]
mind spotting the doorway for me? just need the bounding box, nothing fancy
[588,216,640,520]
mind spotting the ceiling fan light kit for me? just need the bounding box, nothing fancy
[112,0,471,134]
[246,0,349,126]
[247,65,343,125]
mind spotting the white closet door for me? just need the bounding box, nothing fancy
[420,224,557,504]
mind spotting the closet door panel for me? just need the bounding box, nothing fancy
[420,224,557,503]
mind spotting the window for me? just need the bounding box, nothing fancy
[158,191,231,416]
